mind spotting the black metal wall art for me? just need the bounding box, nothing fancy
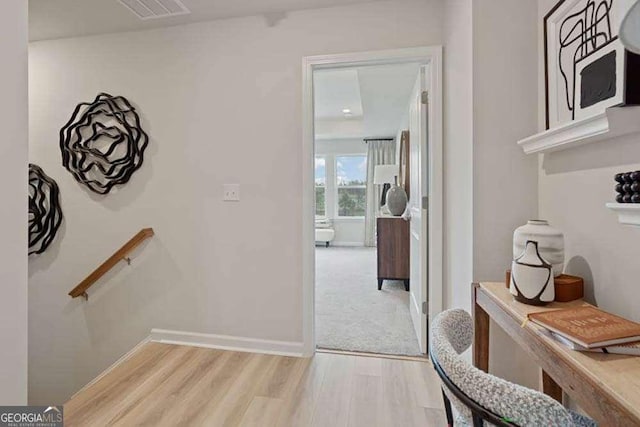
[29,164,63,256]
[60,93,149,194]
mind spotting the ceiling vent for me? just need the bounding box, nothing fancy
[117,0,191,20]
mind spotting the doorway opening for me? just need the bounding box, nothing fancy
[302,48,443,358]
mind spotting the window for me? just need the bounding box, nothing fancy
[315,156,326,216]
[336,155,367,217]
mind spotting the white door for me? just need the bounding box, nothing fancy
[408,67,429,353]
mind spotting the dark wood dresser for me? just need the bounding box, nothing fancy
[376,216,410,291]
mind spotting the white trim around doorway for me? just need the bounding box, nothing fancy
[301,46,443,356]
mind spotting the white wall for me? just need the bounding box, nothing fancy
[536,0,640,411]
[537,0,640,335]
[444,0,636,396]
[442,2,540,390]
[315,138,367,245]
[472,0,539,284]
[443,0,473,312]
[0,1,28,405]
[28,0,443,404]
[471,0,540,388]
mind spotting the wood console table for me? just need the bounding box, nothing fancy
[472,282,640,427]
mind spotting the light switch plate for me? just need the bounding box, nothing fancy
[223,184,240,201]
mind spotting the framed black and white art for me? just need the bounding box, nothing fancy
[544,0,640,129]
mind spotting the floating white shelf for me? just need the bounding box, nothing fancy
[518,106,640,155]
[606,203,640,226]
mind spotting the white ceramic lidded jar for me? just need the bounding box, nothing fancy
[513,220,564,277]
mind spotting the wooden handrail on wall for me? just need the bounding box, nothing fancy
[68,228,155,300]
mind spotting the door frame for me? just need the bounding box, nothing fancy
[301,46,443,356]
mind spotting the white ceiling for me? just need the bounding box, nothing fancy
[314,69,364,120]
[314,63,421,140]
[29,0,376,41]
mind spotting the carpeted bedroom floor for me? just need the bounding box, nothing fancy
[315,246,423,356]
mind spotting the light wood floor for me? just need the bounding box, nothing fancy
[64,343,446,427]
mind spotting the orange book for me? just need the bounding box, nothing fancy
[528,306,640,349]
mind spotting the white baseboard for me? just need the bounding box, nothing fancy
[326,242,365,247]
[149,329,305,357]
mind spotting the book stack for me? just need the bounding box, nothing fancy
[528,306,640,356]
[615,170,640,203]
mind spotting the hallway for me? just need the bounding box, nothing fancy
[65,342,445,426]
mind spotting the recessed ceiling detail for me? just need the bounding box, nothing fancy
[117,0,190,20]
[313,63,422,140]
[314,69,364,120]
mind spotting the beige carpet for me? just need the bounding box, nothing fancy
[315,246,422,356]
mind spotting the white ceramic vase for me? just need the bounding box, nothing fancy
[386,184,408,216]
[510,240,555,305]
[513,220,564,277]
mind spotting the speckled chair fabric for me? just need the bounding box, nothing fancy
[430,308,597,427]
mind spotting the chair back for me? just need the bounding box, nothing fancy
[430,309,576,427]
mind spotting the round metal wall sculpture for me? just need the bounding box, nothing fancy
[29,164,63,256]
[60,93,149,194]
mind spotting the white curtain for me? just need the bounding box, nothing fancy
[364,139,396,247]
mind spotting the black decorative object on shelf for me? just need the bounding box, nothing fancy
[29,164,63,255]
[60,93,149,194]
[614,170,640,203]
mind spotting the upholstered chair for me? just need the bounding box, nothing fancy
[430,308,597,427]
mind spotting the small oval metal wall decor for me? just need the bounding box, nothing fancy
[29,164,63,255]
[60,93,149,194]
